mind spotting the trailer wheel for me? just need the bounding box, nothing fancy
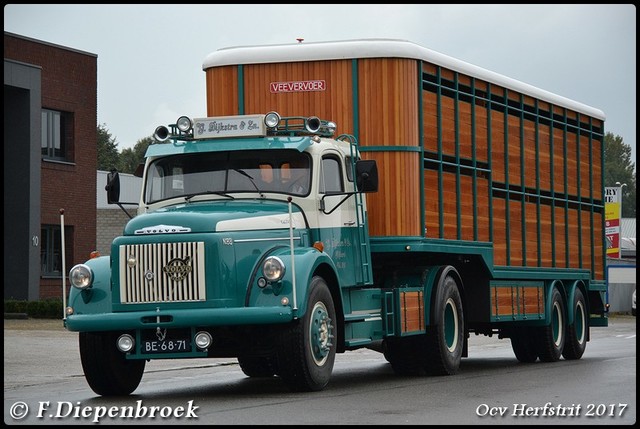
[278,276,336,391]
[238,355,278,377]
[536,287,566,362]
[79,332,145,396]
[510,327,538,363]
[562,288,587,360]
[425,273,464,375]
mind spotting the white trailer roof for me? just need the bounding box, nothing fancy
[203,38,605,121]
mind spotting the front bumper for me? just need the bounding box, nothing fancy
[65,306,294,332]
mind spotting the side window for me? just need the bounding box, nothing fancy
[319,156,343,194]
[42,108,72,161]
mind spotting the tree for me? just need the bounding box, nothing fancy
[604,132,636,218]
[97,123,120,171]
[118,136,153,174]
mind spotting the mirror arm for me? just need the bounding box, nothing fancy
[116,202,136,219]
[320,192,355,215]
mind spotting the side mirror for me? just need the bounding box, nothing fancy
[355,160,378,193]
[106,170,121,204]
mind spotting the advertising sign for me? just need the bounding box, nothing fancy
[604,187,621,258]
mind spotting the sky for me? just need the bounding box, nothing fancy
[4,4,637,166]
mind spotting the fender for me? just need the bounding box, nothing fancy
[543,279,567,326]
[425,265,461,326]
[66,255,113,315]
[565,279,587,326]
[247,246,340,318]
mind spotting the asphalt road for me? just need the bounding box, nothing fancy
[4,315,636,425]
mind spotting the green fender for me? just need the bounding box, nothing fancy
[424,265,466,327]
[543,279,567,326]
[248,246,340,319]
[67,256,113,315]
[565,280,587,326]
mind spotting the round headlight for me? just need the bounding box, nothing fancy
[176,116,192,132]
[264,111,281,128]
[263,256,285,282]
[69,264,93,289]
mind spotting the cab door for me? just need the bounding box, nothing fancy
[316,153,364,287]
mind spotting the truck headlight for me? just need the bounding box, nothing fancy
[69,264,93,289]
[262,256,285,282]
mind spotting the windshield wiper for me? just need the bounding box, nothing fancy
[184,190,234,202]
[233,169,265,197]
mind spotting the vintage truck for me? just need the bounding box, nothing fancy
[65,39,608,396]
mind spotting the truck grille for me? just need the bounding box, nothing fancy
[119,242,206,304]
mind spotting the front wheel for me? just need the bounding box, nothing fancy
[79,332,145,396]
[238,355,278,377]
[278,276,336,391]
[425,273,464,375]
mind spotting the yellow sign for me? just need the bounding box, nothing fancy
[604,187,621,258]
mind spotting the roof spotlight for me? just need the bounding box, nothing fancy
[264,111,281,128]
[176,116,193,132]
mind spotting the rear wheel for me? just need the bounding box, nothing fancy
[383,336,424,376]
[79,332,145,396]
[278,276,336,391]
[424,273,464,375]
[510,327,538,363]
[562,288,588,360]
[536,287,566,362]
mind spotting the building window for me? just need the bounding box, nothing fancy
[41,108,71,161]
[41,225,73,278]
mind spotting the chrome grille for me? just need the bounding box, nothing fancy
[119,242,206,304]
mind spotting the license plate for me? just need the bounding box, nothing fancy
[142,338,190,354]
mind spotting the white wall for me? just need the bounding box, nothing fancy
[607,265,636,313]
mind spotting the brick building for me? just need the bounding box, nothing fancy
[4,32,97,300]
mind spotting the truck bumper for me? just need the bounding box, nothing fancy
[65,306,294,332]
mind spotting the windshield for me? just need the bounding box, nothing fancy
[144,149,311,204]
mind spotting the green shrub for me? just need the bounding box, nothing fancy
[4,299,63,319]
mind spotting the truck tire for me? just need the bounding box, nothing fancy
[278,276,336,391]
[79,332,145,396]
[510,327,538,363]
[238,355,278,377]
[425,273,464,375]
[536,287,566,362]
[562,288,587,360]
[382,336,424,376]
